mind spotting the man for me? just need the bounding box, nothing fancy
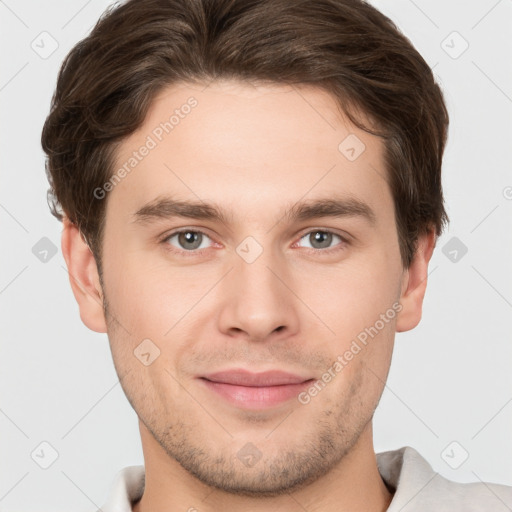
[41,0,511,510]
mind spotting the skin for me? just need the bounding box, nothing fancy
[62,80,435,512]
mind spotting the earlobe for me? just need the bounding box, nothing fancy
[61,217,108,333]
[395,229,436,333]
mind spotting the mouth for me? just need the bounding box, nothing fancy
[198,369,315,409]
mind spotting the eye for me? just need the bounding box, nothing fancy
[163,229,214,253]
[295,230,347,252]
[161,228,348,257]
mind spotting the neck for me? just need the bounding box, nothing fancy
[133,420,393,512]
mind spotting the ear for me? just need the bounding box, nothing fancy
[396,229,436,332]
[61,217,107,333]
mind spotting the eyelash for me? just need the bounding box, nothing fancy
[160,228,349,257]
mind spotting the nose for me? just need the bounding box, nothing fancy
[216,243,300,343]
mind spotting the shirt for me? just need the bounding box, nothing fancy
[97,446,512,511]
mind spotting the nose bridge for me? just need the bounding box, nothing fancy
[217,236,298,340]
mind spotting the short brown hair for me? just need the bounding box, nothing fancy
[41,0,449,273]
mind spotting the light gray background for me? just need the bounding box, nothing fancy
[1,0,511,510]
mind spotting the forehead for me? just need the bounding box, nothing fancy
[107,80,392,226]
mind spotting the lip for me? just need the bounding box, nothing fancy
[198,369,314,409]
[201,369,311,386]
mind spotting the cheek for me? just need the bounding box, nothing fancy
[303,326,393,429]
[294,255,402,340]
[103,250,212,337]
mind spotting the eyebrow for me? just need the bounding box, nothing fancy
[131,195,376,227]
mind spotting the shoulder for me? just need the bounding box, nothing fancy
[377,446,512,511]
[95,465,145,512]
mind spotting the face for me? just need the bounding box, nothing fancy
[77,80,419,496]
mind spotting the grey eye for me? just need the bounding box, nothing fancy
[298,230,342,250]
[167,230,211,251]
